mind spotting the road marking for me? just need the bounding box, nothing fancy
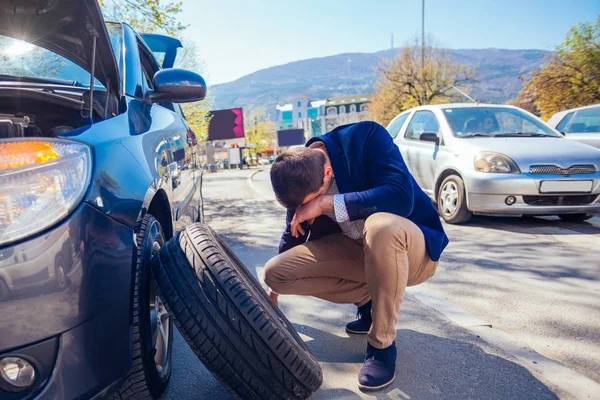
[407,286,600,399]
[247,168,279,203]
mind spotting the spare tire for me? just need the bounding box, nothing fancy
[151,223,323,399]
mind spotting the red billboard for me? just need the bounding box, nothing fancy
[207,108,244,141]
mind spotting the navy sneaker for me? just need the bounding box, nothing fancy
[358,342,397,391]
[345,300,372,334]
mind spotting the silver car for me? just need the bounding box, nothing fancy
[386,104,600,224]
[546,103,600,149]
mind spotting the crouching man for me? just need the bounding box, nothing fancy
[264,121,449,391]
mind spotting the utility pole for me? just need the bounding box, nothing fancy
[421,0,425,105]
[391,33,394,50]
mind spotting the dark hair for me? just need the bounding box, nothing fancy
[270,148,325,210]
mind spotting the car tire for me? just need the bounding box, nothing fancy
[437,175,472,224]
[111,215,173,400]
[559,214,593,222]
[152,223,323,399]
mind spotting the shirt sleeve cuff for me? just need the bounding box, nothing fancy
[333,194,350,223]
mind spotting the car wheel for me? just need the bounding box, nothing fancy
[0,279,9,302]
[111,215,173,400]
[437,175,472,224]
[152,223,323,399]
[54,255,68,290]
[559,214,593,222]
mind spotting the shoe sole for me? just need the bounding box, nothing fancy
[345,327,369,335]
[358,374,395,392]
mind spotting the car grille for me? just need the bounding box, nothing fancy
[529,164,596,176]
[523,195,598,206]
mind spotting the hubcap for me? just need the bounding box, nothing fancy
[440,181,459,216]
[149,240,170,373]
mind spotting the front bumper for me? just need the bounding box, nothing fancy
[464,171,600,216]
[0,203,135,399]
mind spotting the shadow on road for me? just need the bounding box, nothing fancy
[298,324,558,400]
[459,215,599,236]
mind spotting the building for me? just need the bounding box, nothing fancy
[275,94,370,140]
[323,94,370,131]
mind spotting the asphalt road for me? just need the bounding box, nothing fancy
[163,168,599,400]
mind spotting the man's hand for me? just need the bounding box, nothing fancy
[268,290,279,307]
[290,195,334,238]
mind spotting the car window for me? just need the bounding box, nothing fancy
[137,39,176,112]
[567,107,600,133]
[555,112,574,133]
[443,106,559,137]
[405,111,440,140]
[387,113,410,138]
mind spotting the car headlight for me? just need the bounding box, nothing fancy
[474,152,520,174]
[0,139,91,246]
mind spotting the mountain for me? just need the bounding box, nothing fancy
[208,48,551,119]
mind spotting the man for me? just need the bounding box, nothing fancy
[264,121,449,391]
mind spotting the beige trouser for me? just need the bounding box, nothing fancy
[264,213,438,349]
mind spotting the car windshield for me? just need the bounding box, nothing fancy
[0,23,122,88]
[443,107,560,138]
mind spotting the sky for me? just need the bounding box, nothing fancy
[179,0,600,85]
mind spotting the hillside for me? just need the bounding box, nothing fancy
[208,48,551,118]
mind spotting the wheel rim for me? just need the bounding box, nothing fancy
[149,240,170,374]
[440,181,459,217]
[56,264,66,288]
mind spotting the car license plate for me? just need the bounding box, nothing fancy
[539,180,593,193]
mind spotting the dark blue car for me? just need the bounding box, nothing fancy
[0,0,206,398]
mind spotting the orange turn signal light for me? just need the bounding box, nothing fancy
[0,141,60,171]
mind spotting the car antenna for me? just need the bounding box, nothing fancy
[451,85,478,104]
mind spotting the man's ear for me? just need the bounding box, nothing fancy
[324,165,333,180]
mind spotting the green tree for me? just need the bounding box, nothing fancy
[515,16,600,120]
[175,39,213,141]
[370,37,474,126]
[99,0,186,35]
[245,110,276,154]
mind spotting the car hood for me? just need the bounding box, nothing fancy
[0,0,120,94]
[459,137,600,169]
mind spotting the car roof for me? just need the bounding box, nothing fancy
[411,103,518,111]
[550,103,600,118]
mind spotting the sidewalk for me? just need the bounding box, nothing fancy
[163,169,564,400]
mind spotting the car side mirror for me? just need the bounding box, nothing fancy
[146,68,207,104]
[419,132,440,144]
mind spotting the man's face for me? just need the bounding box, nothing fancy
[301,183,328,206]
[300,150,333,206]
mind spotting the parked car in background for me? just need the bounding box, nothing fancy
[258,157,271,165]
[547,104,600,149]
[0,1,206,399]
[386,104,600,224]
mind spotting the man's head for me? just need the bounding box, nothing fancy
[270,145,333,210]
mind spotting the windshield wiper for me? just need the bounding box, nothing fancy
[0,74,79,86]
[460,133,496,138]
[494,132,555,137]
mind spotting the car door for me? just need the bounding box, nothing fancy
[403,110,442,192]
[135,32,199,229]
[562,107,600,149]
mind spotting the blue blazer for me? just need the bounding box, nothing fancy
[278,121,449,262]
